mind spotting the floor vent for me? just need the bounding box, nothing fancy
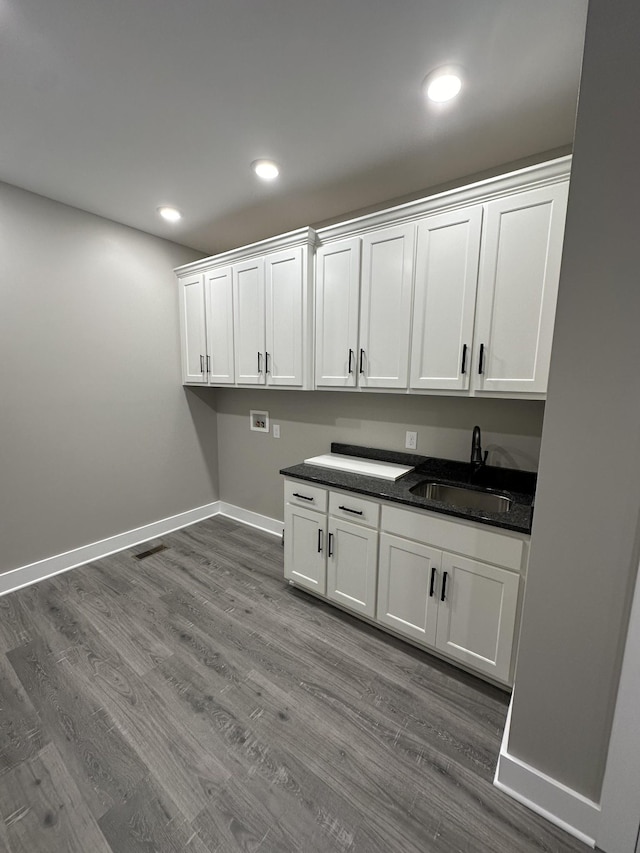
[133,543,168,560]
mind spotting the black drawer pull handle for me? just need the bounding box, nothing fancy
[359,348,365,374]
[257,351,262,374]
[328,532,334,557]
[478,343,485,375]
[265,351,270,374]
[429,567,437,597]
[293,492,313,501]
[338,505,363,516]
[317,529,323,553]
[200,354,204,372]
[441,571,448,602]
[460,344,468,375]
[206,354,210,373]
[348,349,354,374]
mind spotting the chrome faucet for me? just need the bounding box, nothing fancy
[470,425,488,472]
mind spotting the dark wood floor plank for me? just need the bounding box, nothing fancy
[7,639,148,820]
[0,742,111,853]
[0,517,589,853]
[160,580,504,783]
[56,634,231,822]
[0,595,32,655]
[51,571,174,677]
[99,776,213,853]
[0,654,48,777]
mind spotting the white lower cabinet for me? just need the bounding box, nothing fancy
[377,533,440,645]
[284,503,326,596]
[435,552,519,683]
[284,478,526,685]
[327,518,378,618]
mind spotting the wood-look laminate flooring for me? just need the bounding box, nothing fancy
[0,516,590,853]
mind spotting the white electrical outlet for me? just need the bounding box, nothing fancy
[405,430,418,450]
[273,424,280,439]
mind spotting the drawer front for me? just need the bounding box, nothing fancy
[284,480,328,513]
[329,491,380,528]
[381,503,524,572]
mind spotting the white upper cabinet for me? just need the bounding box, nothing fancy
[359,224,415,389]
[234,257,266,385]
[265,246,304,387]
[472,182,569,394]
[176,228,314,389]
[177,158,571,398]
[178,272,207,384]
[315,237,361,388]
[205,266,235,385]
[410,206,483,391]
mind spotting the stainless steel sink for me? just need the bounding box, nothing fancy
[410,481,512,513]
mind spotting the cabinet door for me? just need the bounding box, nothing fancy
[435,552,519,683]
[376,533,440,646]
[315,238,361,388]
[233,258,265,385]
[265,247,304,386]
[284,504,326,596]
[472,182,569,394]
[204,266,235,385]
[326,519,378,618]
[178,273,207,384]
[410,207,482,390]
[359,224,415,388]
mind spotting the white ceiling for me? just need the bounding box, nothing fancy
[0,0,588,254]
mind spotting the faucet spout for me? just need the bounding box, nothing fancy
[470,425,488,470]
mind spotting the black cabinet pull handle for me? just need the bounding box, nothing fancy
[293,492,313,501]
[478,343,485,375]
[206,354,210,373]
[441,571,448,602]
[200,354,204,372]
[429,567,437,597]
[257,352,262,374]
[460,344,468,375]
[338,505,363,516]
[348,349,354,374]
[328,532,334,557]
[359,348,365,374]
[265,352,270,374]
[317,529,323,553]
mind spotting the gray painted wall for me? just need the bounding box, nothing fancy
[508,0,640,802]
[0,183,218,575]
[213,388,544,522]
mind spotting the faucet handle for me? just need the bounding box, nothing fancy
[483,450,488,464]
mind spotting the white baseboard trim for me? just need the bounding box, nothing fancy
[494,698,600,848]
[0,501,221,598]
[218,502,283,538]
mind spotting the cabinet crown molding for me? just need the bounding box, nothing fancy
[175,226,318,276]
[316,155,571,244]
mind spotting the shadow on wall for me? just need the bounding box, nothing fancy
[211,388,545,472]
[184,388,220,497]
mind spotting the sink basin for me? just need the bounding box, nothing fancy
[410,481,512,513]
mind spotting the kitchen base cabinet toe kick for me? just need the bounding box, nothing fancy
[283,477,527,687]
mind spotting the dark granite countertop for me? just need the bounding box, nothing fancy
[280,443,536,534]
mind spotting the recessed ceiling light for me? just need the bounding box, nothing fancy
[251,159,280,181]
[424,66,463,102]
[157,206,182,223]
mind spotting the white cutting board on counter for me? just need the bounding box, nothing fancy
[304,453,414,481]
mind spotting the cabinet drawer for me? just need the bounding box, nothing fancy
[284,480,328,512]
[381,504,524,571]
[329,491,380,528]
